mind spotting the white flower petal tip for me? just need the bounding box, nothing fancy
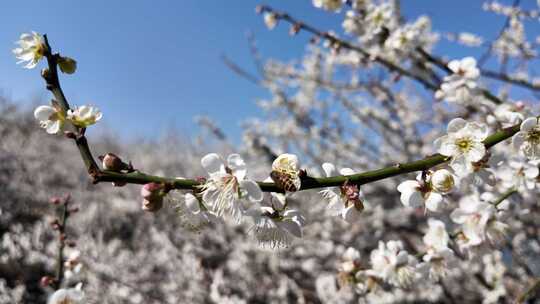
[13,31,47,69]
[67,105,102,128]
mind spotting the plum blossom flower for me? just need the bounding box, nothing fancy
[47,286,84,304]
[423,219,450,251]
[271,153,301,192]
[450,195,508,247]
[420,219,456,280]
[339,247,361,274]
[448,57,480,79]
[490,103,525,128]
[67,105,102,128]
[247,205,304,247]
[312,0,342,12]
[34,103,65,134]
[498,157,538,192]
[369,240,418,288]
[435,57,480,104]
[63,250,83,280]
[201,153,263,221]
[174,192,219,231]
[430,169,456,194]
[319,163,365,223]
[434,118,488,172]
[13,31,47,69]
[396,172,445,212]
[512,117,540,160]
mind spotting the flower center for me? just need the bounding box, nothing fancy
[526,128,540,144]
[455,138,472,152]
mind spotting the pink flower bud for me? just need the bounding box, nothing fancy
[49,197,62,205]
[40,276,54,287]
[140,183,165,212]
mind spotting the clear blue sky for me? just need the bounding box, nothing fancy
[1,1,537,140]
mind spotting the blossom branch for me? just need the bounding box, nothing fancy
[95,122,522,192]
[40,34,530,199]
[42,35,100,177]
[256,5,440,91]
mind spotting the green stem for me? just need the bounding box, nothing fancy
[493,188,517,207]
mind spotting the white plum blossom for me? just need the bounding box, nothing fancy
[339,247,361,274]
[319,163,365,223]
[434,118,488,173]
[423,219,450,251]
[34,103,65,134]
[435,57,480,104]
[430,169,456,194]
[455,32,484,47]
[201,153,263,221]
[63,250,83,280]
[271,153,301,192]
[174,192,219,231]
[512,117,540,160]
[263,12,278,30]
[13,31,47,69]
[369,240,418,288]
[247,205,304,248]
[498,157,539,192]
[67,105,103,128]
[421,219,456,280]
[47,286,84,304]
[490,103,525,128]
[450,195,508,247]
[396,172,445,212]
[448,56,480,80]
[312,0,342,12]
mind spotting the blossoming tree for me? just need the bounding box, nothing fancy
[9,0,540,303]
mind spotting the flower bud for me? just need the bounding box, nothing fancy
[264,12,278,30]
[142,198,163,212]
[430,169,455,193]
[58,56,77,74]
[49,197,62,205]
[40,276,54,287]
[99,153,127,171]
[140,183,165,212]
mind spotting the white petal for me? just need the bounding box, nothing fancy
[397,180,420,194]
[512,132,526,149]
[461,57,477,70]
[425,192,443,212]
[240,180,263,202]
[227,154,246,180]
[447,60,460,73]
[34,105,56,121]
[521,117,538,132]
[401,190,424,208]
[279,220,302,238]
[339,168,355,175]
[341,205,361,223]
[466,143,486,162]
[447,118,466,133]
[185,193,200,213]
[270,192,286,209]
[46,120,62,134]
[201,153,223,174]
[450,209,468,224]
[322,162,336,177]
